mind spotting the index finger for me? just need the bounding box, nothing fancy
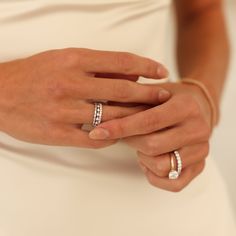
[88,96,188,140]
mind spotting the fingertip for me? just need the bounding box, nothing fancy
[158,89,171,103]
[89,127,110,140]
[157,65,169,78]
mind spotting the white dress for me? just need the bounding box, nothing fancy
[0,0,235,235]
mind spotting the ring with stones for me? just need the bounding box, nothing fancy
[168,150,182,180]
[92,102,103,127]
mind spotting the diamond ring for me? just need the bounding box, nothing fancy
[92,102,103,127]
[168,150,182,180]
[174,150,182,175]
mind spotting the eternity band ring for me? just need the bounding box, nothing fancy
[174,150,182,175]
[92,102,103,127]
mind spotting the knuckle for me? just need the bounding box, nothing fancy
[57,48,86,68]
[62,49,79,67]
[115,52,135,73]
[144,138,158,156]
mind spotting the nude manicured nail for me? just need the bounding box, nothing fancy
[158,89,171,102]
[89,128,110,140]
[157,66,169,78]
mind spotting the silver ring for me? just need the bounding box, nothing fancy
[92,102,103,127]
[168,150,182,180]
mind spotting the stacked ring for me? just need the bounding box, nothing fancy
[168,150,182,180]
[174,150,182,175]
[168,153,179,180]
[92,102,103,127]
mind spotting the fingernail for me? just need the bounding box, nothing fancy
[157,66,169,78]
[158,89,171,102]
[89,128,110,140]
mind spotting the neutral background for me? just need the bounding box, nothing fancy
[212,0,236,217]
[168,0,236,218]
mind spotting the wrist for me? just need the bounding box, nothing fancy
[180,78,219,131]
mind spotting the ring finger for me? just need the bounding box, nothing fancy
[137,142,209,178]
[143,160,206,192]
[51,102,149,125]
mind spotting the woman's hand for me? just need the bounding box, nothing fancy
[0,48,169,148]
[89,82,212,191]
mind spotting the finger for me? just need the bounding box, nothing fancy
[123,123,209,156]
[89,95,188,140]
[137,142,209,177]
[53,104,149,124]
[68,128,117,148]
[78,49,168,79]
[68,76,171,104]
[43,124,117,148]
[140,161,205,192]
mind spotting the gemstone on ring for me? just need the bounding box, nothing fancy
[174,150,182,175]
[168,151,182,180]
[168,170,179,180]
[93,102,103,127]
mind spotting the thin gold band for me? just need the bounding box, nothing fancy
[170,153,175,171]
[168,152,179,180]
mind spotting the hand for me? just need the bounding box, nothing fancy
[89,82,212,191]
[0,48,169,148]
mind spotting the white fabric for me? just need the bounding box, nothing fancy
[0,1,235,235]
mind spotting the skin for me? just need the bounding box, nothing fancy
[89,0,230,192]
[0,48,169,148]
[0,0,229,192]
